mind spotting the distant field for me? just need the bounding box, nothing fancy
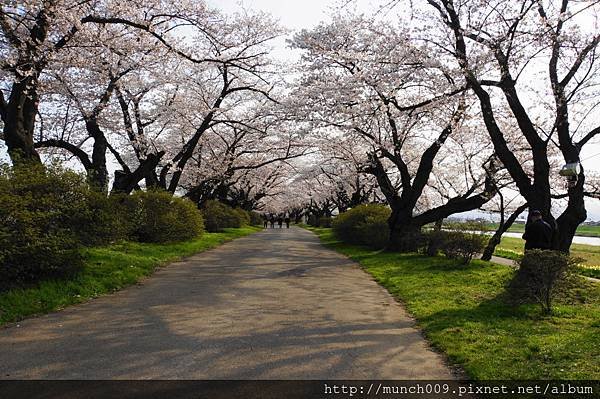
[487,223,600,237]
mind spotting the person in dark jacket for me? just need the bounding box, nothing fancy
[522,210,553,250]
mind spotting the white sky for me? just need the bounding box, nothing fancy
[212,0,336,28]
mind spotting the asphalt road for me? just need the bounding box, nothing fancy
[0,227,453,379]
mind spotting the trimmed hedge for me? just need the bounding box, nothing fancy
[421,222,488,264]
[438,231,487,265]
[0,164,206,290]
[232,208,251,227]
[0,163,84,290]
[249,211,263,226]
[126,190,204,243]
[319,216,333,228]
[201,200,248,232]
[73,191,132,246]
[332,204,390,248]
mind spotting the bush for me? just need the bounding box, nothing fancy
[318,216,333,228]
[232,208,250,226]
[249,211,263,226]
[507,249,581,314]
[332,204,391,248]
[201,200,243,232]
[422,230,446,257]
[126,190,204,243]
[0,163,84,290]
[439,231,487,264]
[426,222,488,264]
[390,228,428,252]
[72,191,133,246]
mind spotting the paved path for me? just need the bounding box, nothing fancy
[0,227,453,379]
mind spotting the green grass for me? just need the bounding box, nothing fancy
[486,222,600,237]
[0,227,260,326]
[495,236,600,278]
[305,226,600,380]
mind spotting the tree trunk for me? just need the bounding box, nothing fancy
[3,78,42,163]
[556,175,587,252]
[86,119,109,191]
[481,203,528,261]
[111,151,165,194]
[388,208,423,251]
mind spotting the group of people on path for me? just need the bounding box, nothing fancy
[259,207,555,249]
[263,215,291,229]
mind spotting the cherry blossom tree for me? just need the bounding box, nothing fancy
[179,113,308,208]
[80,2,285,194]
[32,22,164,190]
[0,0,98,162]
[2,0,288,199]
[290,14,499,247]
[423,0,600,250]
[313,136,381,212]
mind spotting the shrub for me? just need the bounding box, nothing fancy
[232,208,251,226]
[507,249,582,314]
[72,191,133,246]
[332,204,390,248]
[439,231,487,265]
[201,200,242,232]
[422,230,446,257]
[319,216,333,228]
[0,163,84,290]
[428,222,488,264]
[249,211,263,226]
[126,190,204,243]
[390,228,428,252]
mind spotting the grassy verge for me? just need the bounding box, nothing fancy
[305,226,600,380]
[0,226,260,326]
[486,222,600,237]
[495,236,600,278]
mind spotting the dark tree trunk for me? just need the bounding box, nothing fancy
[389,222,423,251]
[388,208,422,251]
[111,151,165,194]
[434,0,598,254]
[556,173,587,252]
[387,174,497,252]
[145,172,161,190]
[86,119,109,191]
[3,77,42,163]
[481,202,528,261]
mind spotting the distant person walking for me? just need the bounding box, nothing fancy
[277,216,283,228]
[522,210,553,250]
[269,216,275,229]
[263,215,268,229]
[285,216,290,229]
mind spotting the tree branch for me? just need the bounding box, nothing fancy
[35,139,92,170]
[577,125,600,149]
